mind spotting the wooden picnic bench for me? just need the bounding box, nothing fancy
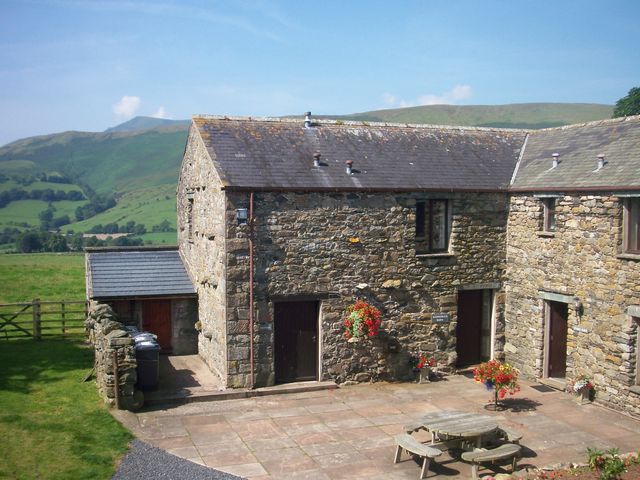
[394,433,443,479]
[461,443,522,480]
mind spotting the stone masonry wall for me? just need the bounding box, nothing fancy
[505,193,640,416]
[177,125,227,385]
[224,191,510,388]
[85,302,143,410]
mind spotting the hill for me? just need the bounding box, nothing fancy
[104,116,190,133]
[336,103,614,129]
[0,103,613,248]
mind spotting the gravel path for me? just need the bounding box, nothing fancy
[112,440,244,480]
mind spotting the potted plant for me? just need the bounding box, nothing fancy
[473,360,520,410]
[567,374,594,404]
[409,352,437,383]
[343,300,381,342]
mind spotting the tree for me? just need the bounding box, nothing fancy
[613,87,640,117]
[17,232,42,253]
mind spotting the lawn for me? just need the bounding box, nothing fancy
[0,339,133,479]
[0,253,86,303]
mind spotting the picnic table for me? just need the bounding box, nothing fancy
[414,410,499,448]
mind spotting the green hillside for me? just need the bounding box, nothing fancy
[337,103,614,129]
[0,103,614,249]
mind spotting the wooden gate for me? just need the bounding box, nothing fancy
[0,299,87,340]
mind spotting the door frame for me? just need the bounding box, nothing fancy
[455,286,497,366]
[542,295,571,380]
[273,298,321,383]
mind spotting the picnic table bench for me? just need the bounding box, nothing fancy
[394,433,443,479]
[461,443,522,480]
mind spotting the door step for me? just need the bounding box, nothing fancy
[538,377,566,391]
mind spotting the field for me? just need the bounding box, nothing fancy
[0,253,86,303]
[135,231,178,244]
[0,339,133,479]
[62,184,176,233]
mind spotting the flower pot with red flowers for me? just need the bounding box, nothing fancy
[567,375,594,404]
[473,360,520,410]
[343,300,381,342]
[409,352,437,383]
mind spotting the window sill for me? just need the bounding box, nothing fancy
[536,231,555,237]
[416,252,455,259]
[617,253,640,261]
[630,386,640,396]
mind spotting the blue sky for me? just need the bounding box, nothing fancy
[1,0,639,146]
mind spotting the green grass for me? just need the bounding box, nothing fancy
[0,199,49,228]
[63,184,176,233]
[0,253,86,303]
[0,339,133,479]
[0,180,84,194]
[135,231,177,244]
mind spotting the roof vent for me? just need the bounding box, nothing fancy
[595,153,606,172]
[551,153,560,169]
[313,153,321,167]
[304,112,312,128]
[346,160,353,175]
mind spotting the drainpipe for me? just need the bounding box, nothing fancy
[249,191,255,389]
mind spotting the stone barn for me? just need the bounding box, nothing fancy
[85,246,198,355]
[177,114,526,388]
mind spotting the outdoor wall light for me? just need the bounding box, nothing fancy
[236,208,248,224]
[573,296,583,317]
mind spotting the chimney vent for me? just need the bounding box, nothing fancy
[304,112,312,128]
[552,153,560,169]
[346,160,353,175]
[596,153,606,171]
[313,153,321,167]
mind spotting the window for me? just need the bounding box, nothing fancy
[186,195,194,241]
[624,198,640,254]
[542,198,556,232]
[416,199,451,253]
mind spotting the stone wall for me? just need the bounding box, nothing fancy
[85,302,143,410]
[177,125,227,384]
[505,193,640,416]
[223,190,510,388]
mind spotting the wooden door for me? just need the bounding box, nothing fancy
[142,299,172,351]
[548,301,568,378]
[274,301,318,383]
[456,290,483,366]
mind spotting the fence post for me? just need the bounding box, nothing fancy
[61,302,66,335]
[32,299,41,341]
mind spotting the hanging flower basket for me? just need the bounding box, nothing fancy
[473,360,520,410]
[343,300,381,341]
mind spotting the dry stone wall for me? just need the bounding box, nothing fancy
[177,125,227,384]
[223,191,509,388]
[86,302,143,410]
[505,193,640,416]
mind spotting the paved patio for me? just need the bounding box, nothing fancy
[113,374,640,479]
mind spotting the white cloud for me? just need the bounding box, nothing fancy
[152,106,168,119]
[112,95,141,119]
[382,85,474,108]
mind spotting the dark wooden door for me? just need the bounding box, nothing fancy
[456,290,483,366]
[142,299,172,351]
[548,301,568,378]
[274,301,318,383]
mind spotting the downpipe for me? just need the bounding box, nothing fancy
[249,191,255,389]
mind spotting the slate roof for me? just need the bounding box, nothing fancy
[511,115,640,191]
[86,248,195,299]
[192,116,527,191]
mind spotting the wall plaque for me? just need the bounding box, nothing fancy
[431,313,450,324]
[572,326,589,334]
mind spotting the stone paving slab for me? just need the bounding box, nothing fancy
[112,375,640,479]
